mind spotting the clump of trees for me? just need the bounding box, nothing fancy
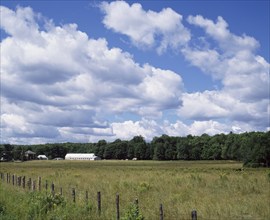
[1,131,269,167]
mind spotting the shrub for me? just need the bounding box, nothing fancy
[244,162,261,168]
[137,182,151,193]
[121,202,144,220]
[267,171,270,182]
[27,192,66,219]
[0,201,6,216]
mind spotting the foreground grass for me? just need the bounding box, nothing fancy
[0,160,269,219]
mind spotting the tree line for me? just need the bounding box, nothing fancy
[1,131,269,167]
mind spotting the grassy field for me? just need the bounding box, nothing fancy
[0,160,269,220]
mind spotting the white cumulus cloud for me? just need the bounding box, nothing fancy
[100,1,190,54]
[0,4,268,144]
[184,14,269,102]
[109,119,254,142]
[0,5,184,143]
[179,14,269,130]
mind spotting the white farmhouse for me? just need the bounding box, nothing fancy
[65,153,101,160]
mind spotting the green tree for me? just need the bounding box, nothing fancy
[2,144,14,161]
[153,143,165,160]
[95,140,107,158]
[177,136,192,160]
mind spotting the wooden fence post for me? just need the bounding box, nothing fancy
[97,191,101,215]
[15,175,17,186]
[45,180,48,192]
[159,204,164,220]
[60,187,63,196]
[51,182,55,196]
[22,176,25,188]
[32,180,36,191]
[38,177,41,191]
[116,193,120,220]
[135,198,139,217]
[72,188,76,203]
[12,175,15,185]
[18,176,21,187]
[191,210,197,220]
[28,178,32,190]
[85,190,88,203]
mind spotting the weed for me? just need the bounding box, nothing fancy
[137,182,151,193]
[27,192,66,219]
[121,202,144,220]
[0,201,6,215]
[267,171,270,182]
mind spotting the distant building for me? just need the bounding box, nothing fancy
[53,157,64,160]
[24,150,36,160]
[65,153,101,160]
[37,155,48,160]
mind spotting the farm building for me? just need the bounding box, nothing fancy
[65,153,101,160]
[37,155,48,160]
[24,150,36,160]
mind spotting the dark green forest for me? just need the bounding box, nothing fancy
[1,131,269,167]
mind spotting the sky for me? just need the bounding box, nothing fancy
[0,0,269,144]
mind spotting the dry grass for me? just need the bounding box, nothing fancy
[1,160,269,219]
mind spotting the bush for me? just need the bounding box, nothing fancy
[27,192,66,219]
[267,171,270,182]
[121,202,144,220]
[244,162,261,168]
[0,201,6,216]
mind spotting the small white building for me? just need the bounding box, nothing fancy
[37,155,48,160]
[65,153,101,161]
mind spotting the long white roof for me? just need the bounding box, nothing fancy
[65,153,95,158]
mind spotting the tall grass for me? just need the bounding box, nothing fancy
[1,160,269,219]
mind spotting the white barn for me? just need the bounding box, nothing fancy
[65,153,101,161]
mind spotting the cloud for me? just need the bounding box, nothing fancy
[0,5,184,143]
[136,64,184,108]
[0,4,268,144]
[184,15,269,102]
[100,1,190,54]
[1,112,60,140]
[179,14,269,130]
[178,90,269,131]
[187,15,259,53]
[0,5,40,40]
[189,120,230,136]
[178,91,229,120]
[100,2,269,118]
[111,119,162,141]
[110,118,255,142]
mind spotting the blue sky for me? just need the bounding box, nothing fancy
[0,0,269,144]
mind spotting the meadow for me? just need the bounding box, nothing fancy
[0,160,269,219]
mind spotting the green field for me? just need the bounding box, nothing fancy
[0,160,269,219]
